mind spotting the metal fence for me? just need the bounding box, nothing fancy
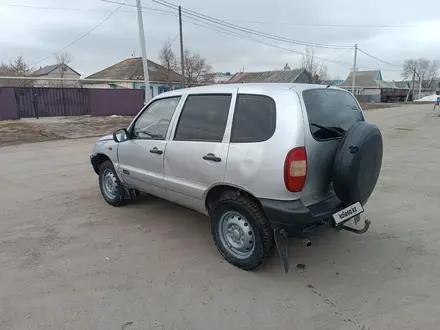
[15,88,90,118]
[0,87,145,120]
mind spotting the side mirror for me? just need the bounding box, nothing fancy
[113,128,129,143]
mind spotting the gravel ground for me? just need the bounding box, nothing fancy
[1,104,440,330]
[0,116,134,147]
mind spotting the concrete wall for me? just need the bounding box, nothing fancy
[83,82,182,99]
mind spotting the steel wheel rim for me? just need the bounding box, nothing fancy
[218,211,255,259]
[101,168,118,200]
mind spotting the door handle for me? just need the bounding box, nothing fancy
[202,153,221,162]
[149,147,163,155]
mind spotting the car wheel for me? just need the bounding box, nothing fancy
[211,195,274,271]
[99,160,125,207]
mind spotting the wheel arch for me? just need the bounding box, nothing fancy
[92,153,112,174]
[204,183,262,215]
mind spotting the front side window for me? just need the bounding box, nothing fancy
[132,97,181,140]
[174,94,232,142]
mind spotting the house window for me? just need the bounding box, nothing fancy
[158,86,170,94]
[140,85,154,97]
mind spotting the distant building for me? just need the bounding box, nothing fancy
[82,57,184,98]
[321,79,344,86]
[228,68,313,84]
[34,63,81,87]
[214,72,234,83]
[337,70,409,102]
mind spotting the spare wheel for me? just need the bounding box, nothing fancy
[333,121,383,205]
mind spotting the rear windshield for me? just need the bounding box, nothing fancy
[302,89,364,140]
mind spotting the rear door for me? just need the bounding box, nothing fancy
[163,92,235,213]
[300,88,364,206]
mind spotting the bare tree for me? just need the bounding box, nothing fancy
[300,47,328,84]
[424,60,439,90]
[158,38,178,89]
[401,58,418,80]
[56,52,73,66]
[402,58,438,84]
[0,56,35,87]
[55,52,73,87]
[182,49,213,86]
[402,58,439,95]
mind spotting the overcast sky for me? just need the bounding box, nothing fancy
[0,0,438,80]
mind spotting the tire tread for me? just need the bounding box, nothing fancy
[212,194,274,271]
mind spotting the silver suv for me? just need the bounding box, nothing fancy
[90,83,383,272]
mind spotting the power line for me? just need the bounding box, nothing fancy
[357,48,402,68]
[100,0,176,15]
[0,2,174,15]
[152,0,353,49]
[182,15,353,67]
[223,19,416,28]
[30,0,129,66]
[1,4,418,28]
[0,4,108,12]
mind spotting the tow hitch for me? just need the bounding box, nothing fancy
[339,219,371,234]
[274,218,371,273]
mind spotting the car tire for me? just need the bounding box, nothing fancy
[98,160,125,207]
[211,195,274,271]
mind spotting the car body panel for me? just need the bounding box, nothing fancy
[91,83,365,214]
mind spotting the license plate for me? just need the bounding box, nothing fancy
[333,202,364,224]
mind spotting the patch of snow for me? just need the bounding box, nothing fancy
[414,94,440,102]
[109,115,122,118]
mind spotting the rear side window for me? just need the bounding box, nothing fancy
[231,94,276,143]
[174,94,231,142]
[302,89,364,140]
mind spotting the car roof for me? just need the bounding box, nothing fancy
[156,83,347,99]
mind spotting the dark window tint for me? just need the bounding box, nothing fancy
[303,89,364,140]
[231,94,276,143]
[174,94,231,142]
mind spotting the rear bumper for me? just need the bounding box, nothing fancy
[259,195,346,237]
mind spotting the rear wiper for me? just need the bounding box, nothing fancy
[310,123,345,137]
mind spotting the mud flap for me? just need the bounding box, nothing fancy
[274,229,289,273]
[122,187,140,200]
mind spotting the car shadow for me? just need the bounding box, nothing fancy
[118,194,405,285]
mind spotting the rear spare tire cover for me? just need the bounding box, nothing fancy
[333,121,383,205]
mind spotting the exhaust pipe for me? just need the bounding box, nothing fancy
[304,237,312,247]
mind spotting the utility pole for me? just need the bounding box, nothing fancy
[351,44,357,95]
[136,0,151,103]
[418,73,423,100]
[179,6,185,88]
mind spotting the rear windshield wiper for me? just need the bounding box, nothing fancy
[309,123,345,137]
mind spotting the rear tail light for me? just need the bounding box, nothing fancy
[284,147,307,192]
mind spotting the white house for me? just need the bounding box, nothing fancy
[82,57,185,98]
[34,64,81,87]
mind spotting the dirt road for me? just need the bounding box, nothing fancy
[1,104,439,330]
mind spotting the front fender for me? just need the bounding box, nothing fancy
[92,138,120,169]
